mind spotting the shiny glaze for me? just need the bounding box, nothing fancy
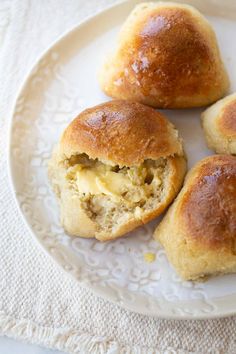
[61,100,183,166]
[112,6,221,108]
[180,155,236,249]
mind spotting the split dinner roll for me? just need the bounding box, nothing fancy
[99,2,229,109]
[49,100,186,241]
[154,155,236,281]
[202,92,236,155]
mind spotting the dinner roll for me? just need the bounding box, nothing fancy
[99,2,229,109]
[202,93,236,155]
[49,100,186,241]
[154,155,236,281]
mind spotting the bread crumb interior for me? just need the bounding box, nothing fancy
[57,153,168,235]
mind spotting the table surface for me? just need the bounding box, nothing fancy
[0,336,64,354]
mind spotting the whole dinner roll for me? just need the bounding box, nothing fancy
[99,2,229,109]
[154,155,236,281]
[49,100,186,241]
[202,92,236,155]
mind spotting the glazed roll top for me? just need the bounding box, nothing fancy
[99,2,229,108]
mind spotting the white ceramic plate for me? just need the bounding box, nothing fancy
[9,0,236,319]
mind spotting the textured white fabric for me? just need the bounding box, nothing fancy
[1,1,236,353]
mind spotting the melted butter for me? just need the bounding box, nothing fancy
[66,159,163,201]
[144,253,156,263]
[71,164,132,197]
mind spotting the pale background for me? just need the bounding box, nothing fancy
[1,1,236,353]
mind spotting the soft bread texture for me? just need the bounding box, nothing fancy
[49,100,186,241]
[154,155,236,281]
[202,93,236,155]
[99,2,229,109]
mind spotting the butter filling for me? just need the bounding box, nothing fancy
[66,154,165,205]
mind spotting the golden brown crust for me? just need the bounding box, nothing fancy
[99,2,229,108]
[180,155,236,249]
[60,100,183,166]
[120,8,213,101]
[218,98,236,137]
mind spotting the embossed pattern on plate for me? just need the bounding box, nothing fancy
[9,0,236,318]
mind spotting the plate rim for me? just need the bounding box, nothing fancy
[7,0,236,320]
